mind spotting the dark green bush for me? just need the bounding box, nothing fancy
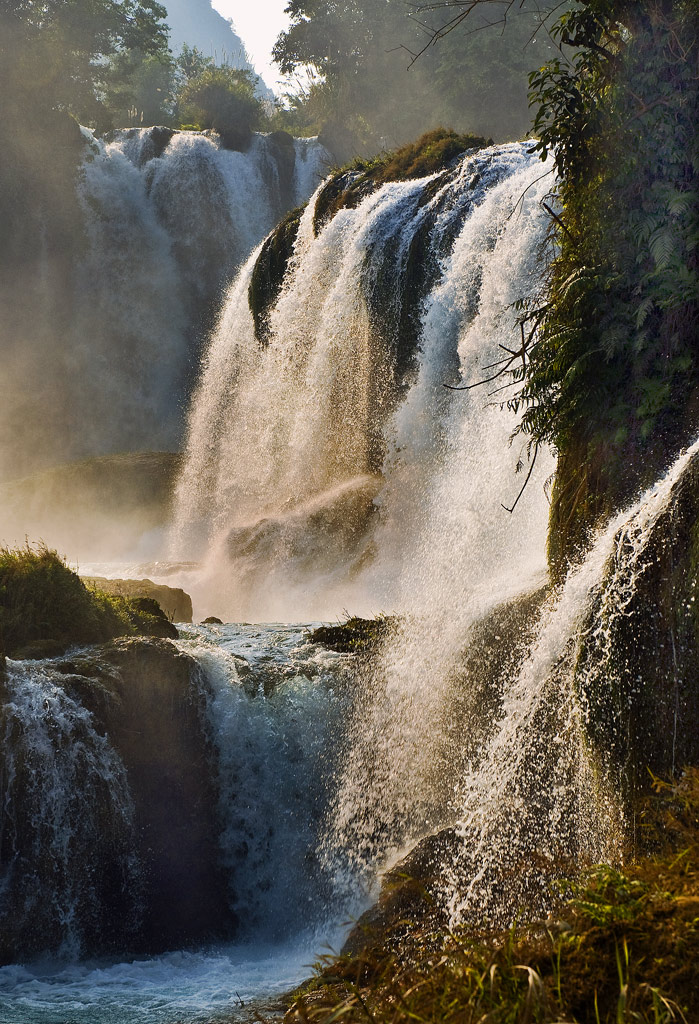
[178,66,263,150]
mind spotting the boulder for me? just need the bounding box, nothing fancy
[576,451,699,790]
[0,638,234,959]
[66,638,233,951]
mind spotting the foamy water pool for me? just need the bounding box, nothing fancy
[0,940,327,1024]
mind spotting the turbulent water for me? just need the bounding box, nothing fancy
[0,662,140,961]
[0,625,353,1023]
[171,142,555,621]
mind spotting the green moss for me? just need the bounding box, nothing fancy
[0,542,176,658]
[248,205,304,345]
[312,128,490,236]
[308,615,397,654]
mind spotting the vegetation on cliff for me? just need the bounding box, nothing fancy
[285,770,699,1024]
[504,0,699,569]
[0,543,176,658]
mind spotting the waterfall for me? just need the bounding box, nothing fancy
[0,128,329,480]
[171,136,699,929]
[176,624,352,941]
[171,142,556,621]
[0,441,695,1017]
[0,661,140,959]
[2,127,695,1020]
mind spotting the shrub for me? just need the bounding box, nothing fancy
[178,66,263,150]
[0,542,175,658]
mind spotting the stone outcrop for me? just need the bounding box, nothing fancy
[0,638,234,960]
[60,638,234,951]
[342,828,458,956]
[83,577,193,623]
[576,451,699,790]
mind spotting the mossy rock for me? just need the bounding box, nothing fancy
[248,205,305,345]
[82,576,193,624]
[246,129,490,350]
[0,543,178,658]
[575,450,699,792]
[313,128,490,236]
[308,615,397,654]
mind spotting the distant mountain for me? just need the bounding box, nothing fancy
[163,0,273,97]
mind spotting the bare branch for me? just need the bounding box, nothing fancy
[502,443,539,513]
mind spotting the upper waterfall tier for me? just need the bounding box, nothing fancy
[0,128,329,481]
[171,141,556,622]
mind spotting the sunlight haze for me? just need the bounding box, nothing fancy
[211,0,290,89]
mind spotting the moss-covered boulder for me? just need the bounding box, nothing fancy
[59,638,234,951]
[246,129,491,349]
[0,543,177,659]
[0,638,234,960]
[82,576,193,623]
[313,128,490,237]
[341,827,458,957]
[308,615,397,655]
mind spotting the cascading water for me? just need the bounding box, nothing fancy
[0,661,141,961]
[0,628,356,1023]
[177,624,352,940]
[0,127,329,480]
[3,131,696,1024]
[171,142,556,622]
[167,143,561,919]
[443,436,699,926]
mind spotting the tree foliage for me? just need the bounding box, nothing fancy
[518,1,698,452]
[1,0,169,128]
[178,66,263,148]
[503,0,698,564]
[271,0,565,159]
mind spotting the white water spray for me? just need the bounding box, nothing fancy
[172,143,555,622]
[0,661,140,959]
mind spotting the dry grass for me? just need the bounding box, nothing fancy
[284,771,699,1024]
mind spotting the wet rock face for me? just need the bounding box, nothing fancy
[576,452,699,789]
[68,639,235,952]
[0,639,234,961]
[342,828,459,956]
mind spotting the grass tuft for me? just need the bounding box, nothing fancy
[0,542,176,658]
[308,615,397,654]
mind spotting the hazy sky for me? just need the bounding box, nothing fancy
[211,0,290,89]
